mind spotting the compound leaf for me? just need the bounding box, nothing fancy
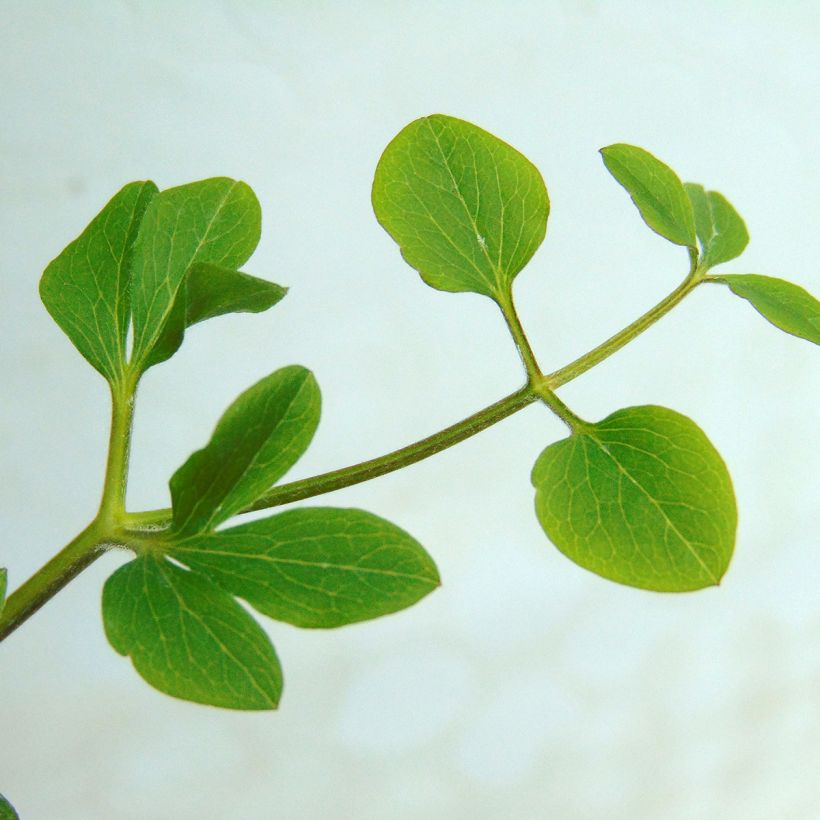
[717,274,820,344]
[685,183,749,268]
[601,144,695,248]
[144,263,287,369]
[130,178,261,372]
[172,507,440,629]
[372,114,549,300]
[170,366,321,536]
[532,405,736,592]
[102,556,281,710]
[39,180,157,381]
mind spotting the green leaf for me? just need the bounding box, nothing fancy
[684,183,749,268]
[531,405,736,592]
[144,263,288,369]
[372,114,549,300]
[172,507,441,629]
[39,180,157,381]
[130,178,262,372]
[600,144,696,248]
[0,568,6,615]
[102,556,282,710]
[170,366,321,536]
[0,793,19,820]
[717,274,820,344]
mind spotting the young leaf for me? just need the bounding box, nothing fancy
[716,274,820,344]
[684,183,749,268]
[0,793,19,820]
[184,263,287,325]
[600,144,696,248]
[143,263,288,369]
[39,180,157,382]
[532,405,736,592]
[102,556,282,710]
[372,114,549,300]
[170,366,321,536]
[172,507,441,629]
[130,178,262,372]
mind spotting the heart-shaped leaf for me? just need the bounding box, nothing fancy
[716,274,820,345]
[532,405,736,592]
[601,144,696,248]
[372,114,549,301]
[172,507,440,628]
[39,180,157,382]
[170,366,321,536]
[102,556,282,710]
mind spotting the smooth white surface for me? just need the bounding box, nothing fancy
[1,2,818,819]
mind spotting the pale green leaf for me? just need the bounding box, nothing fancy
[0,793,19,820]
[39,181,157,381]
[684,183,749,268]
[532,405,736,592]
[372,114,549,300]
[144,263,287,368]
[130,178,261,372]
[172,507,440,629]
[717,274,820,344]
[102,556,282,710]
[170,366,321,536]
[601,144,696,247]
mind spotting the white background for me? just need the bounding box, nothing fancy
[1,2,818,818]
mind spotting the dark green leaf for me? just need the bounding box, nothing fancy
[717,274,820,344]
[144,263,287,368]
[0,793,19,820]
[170,366,321,536]
[172,507,440,629]
[39,181,157,381]
[102,556,282,710]
[130,178,262,372]
[532,405,736,592]
[684,183,749,268]
[372,114,549,300]
[600,144,696,247]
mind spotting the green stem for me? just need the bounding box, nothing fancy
[125,384,540,528]
[0,522,107,641]
[531,380,590,432]
[4,266,706,637]
[99,376,138,524]
[545,266,703,389]
[0,374,138,642]
[497,289,543,381]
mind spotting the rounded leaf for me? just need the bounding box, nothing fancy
[532,405,736,592]
[372,114,549,300]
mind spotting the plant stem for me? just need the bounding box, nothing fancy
[497,289,543,381]
[0,374,138,642]
[545,265,703,389]
[129,268,706,528]
[249,384,538,510]
[126,384,540,528]
[4,266,706,637]
[99,376,138,524]
[0,522,107,641]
